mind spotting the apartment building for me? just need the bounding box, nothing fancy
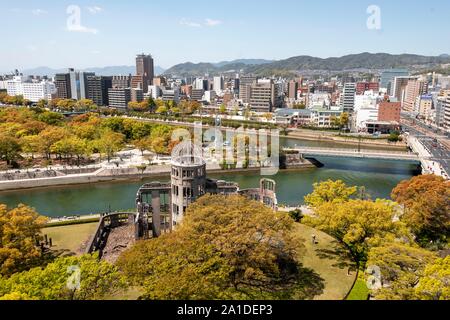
[6,76,56,102]
[108,88,131,109]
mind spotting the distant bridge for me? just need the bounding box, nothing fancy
[283,147,420,162]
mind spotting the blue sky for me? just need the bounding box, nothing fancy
[1,0,450,72]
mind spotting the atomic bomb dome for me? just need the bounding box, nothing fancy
[171,141,205,167]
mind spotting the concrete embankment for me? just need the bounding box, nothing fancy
[286,131,407,150]
[0,160,317,192]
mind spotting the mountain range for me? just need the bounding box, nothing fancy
[20,65,166,77]
[163,53,450,77]
[13,53,450,79]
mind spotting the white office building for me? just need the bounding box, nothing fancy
[203,90,217,103]
[213,76,224,94]
[148,85,161,99]
[6,76,56,102]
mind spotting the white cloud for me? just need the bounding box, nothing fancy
[179,18,201,28]
[205,18,222,27]
[87,6,103,14]
[67,24,99,35]
[32,9,48,16]
[91,50,101,54]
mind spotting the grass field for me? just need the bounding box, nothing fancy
[42,222,98,255]
[295,223,357,300]
[346,278,370,300]
[41,221,355,300]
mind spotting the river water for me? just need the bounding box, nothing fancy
[0,138,420,217]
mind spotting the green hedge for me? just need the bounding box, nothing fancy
[45,217,100,228]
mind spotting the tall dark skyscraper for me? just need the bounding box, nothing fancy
[54,73,72,99]
[136,53,154,93]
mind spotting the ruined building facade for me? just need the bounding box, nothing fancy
[135,143,278,239]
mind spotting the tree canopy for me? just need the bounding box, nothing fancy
[0,254,126,300]
[304,179,358,208]
[0,204,47,276]
[117,194,319,300]
[391,175,450,244]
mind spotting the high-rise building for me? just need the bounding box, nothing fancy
[356,82,380,95]
[391,76,415,103]
[402,79,428,113]
[380,69,409,93]
[249,79,279,113]
[418,94,433,120]
[194,78,208,91]
[86,76,112,106]
[162,88,180,103]
[287,80,300,100]
[69,69,95,100]
[438,90,450,129]
[148,85,162,99]
[191,89,205,102]
[153,77,166,87]
[213,76,224,93]
[131,75,144,90]
[108,88,131,109]
[238,75,257,103]
[378,101,401,122]
[341,83,356,113]
[136,54,154,93]
[54,73,72,99]
[131,88,144,103]
[112,75,131,89]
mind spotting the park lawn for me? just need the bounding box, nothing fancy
[346,278,370,300]
[42,222,98,255]
[295,223,357,300]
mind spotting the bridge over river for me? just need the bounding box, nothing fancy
[283,147,420,162]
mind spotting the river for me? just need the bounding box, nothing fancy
[0,153,420,217]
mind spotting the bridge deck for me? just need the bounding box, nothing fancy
[283,147,419,161]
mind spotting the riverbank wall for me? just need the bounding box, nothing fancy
[0,159,317,192]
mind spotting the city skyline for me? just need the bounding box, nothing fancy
[1,0,450,72]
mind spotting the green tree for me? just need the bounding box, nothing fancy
[304,199,405,263]
[415,256,450,300]
[36,99,48,109]
[133,136,153,156]
[37,127,68,159]
[0,254,126,300]
[118,195,313,300]
[288,209,303,222]
[38,111,64,126]
[391,175,450,244]
[20,135,41,159]
[304,180,358,209]
[75,99,96,112]
[156,105,168,114]
[0,204,47,276]
[95,131,125,162]
[367,243,437,300]
[0,134,21,166]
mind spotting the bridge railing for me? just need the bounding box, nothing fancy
[283,147,416,155]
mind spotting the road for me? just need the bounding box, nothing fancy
[401,113,450,178]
